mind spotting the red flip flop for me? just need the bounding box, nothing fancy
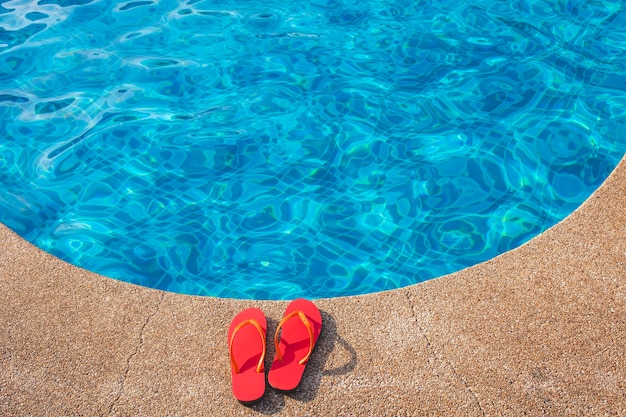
[228,307,267,403]
[268,298,322,391]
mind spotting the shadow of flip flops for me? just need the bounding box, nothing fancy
[247,309,357,412]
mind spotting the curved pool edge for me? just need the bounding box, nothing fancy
[1,155,626,416]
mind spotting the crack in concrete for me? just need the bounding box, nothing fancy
[107,292,165,416]
[403,291,486,417]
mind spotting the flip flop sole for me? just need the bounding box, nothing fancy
[268,299,322,391]
[228,307,267,403]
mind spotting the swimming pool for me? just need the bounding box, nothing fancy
[1,0,625,299]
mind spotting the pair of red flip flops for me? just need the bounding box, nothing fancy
[227,298,322,403]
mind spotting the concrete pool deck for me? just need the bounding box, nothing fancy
[1,158,626,416]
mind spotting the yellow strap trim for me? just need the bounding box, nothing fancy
[274,310,314,365]
[229,319,266,374]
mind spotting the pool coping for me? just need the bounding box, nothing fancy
[2,156,626,416]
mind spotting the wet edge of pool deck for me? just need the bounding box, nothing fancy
[1,157,625,417]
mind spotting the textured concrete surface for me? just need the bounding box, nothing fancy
[1,156,625,416]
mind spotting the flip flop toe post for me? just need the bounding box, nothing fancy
[228,308,267,403]
[268,299,322,391]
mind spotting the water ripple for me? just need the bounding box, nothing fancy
[1,0,625,299]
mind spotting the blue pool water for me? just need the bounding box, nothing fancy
[1,0,625,299]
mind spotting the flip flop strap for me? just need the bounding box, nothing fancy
[229,319,266,374]
[274,310,314,365]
